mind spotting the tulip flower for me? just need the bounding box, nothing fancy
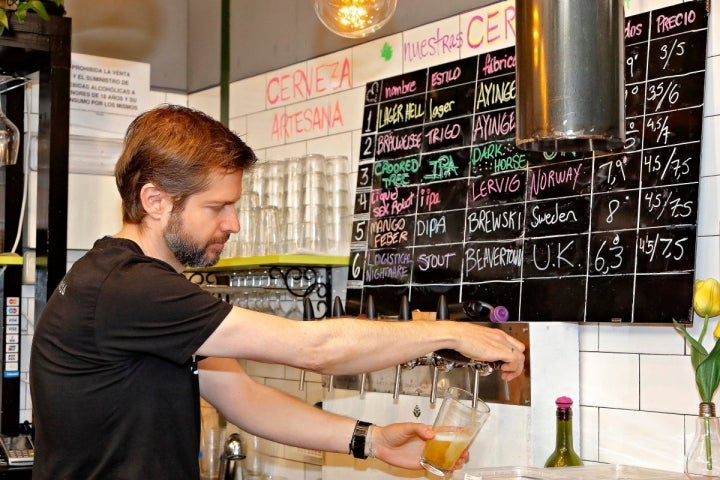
[694,278,720,319]
[675,278,720,474]
[674,278,720,403]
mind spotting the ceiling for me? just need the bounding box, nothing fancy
[63,0,493,93]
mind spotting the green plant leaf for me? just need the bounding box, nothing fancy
[696,339,720,402]
[0,9,8,30]
[14,3,29,23]
[26,0,50,21]
[674,319,709,369]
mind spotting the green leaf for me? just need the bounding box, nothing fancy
[674,319,709,369]
[696,339,720,402]
[14,3,29,23]
[26,0,50,21]
[0,9,8,30]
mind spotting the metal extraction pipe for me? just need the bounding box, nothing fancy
[515,0,625,152]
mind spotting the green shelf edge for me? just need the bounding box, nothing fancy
[187,254,349,272]
[0,254,23,266]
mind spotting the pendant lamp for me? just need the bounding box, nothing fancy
[314,0,397,39]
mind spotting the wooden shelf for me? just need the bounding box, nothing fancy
[187,254,349,272]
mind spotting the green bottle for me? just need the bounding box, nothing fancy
[544,396,584,467]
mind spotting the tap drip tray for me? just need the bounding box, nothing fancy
[327,322,531,406]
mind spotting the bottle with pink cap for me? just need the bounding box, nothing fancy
[544,396,584,467]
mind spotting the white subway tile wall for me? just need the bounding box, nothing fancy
[15,1,720,478]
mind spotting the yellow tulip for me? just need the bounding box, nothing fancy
[694,278,720,318]
[714,320,720,341]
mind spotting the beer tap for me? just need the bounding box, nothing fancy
[359,294,376,398]
[429,295,455,405]
[326,296,345,393]
[298,297,315,391]
[392,295,412,400]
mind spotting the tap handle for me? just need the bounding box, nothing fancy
[472,368,481,408]
[359,372,367,398]
[331,296,345,317]
[303,297,315,320]
[365,294,377,319]
[393,364,402,399]
[430,364,440,404]
[218,433,245,480]
[399,295,411,320]
[436,294,449,320]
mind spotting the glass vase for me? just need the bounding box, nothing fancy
[687,402,720,478]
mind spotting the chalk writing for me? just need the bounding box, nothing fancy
[475,77,516,110]
[375,129,423,157]
[465,245,523,272]
[480,49,516,77]
[378,97,426,129]
[467,208,522,235]
[469,172,523,201]
[369,217,411,248]
[472,110,515,143]
[422,155,459,182]
[370,187,417,217]
[528,163,584,198]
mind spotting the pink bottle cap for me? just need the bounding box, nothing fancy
[556,396,573,408]
[490,306,510,323]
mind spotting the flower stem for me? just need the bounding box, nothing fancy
[705,416,713,470]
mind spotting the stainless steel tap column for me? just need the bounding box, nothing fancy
[359,295,377,398]
[393,295,412,400]
[326,296,346,393]
[298,297,315,391]
[515,0,625,152]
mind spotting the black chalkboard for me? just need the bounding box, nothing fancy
[347,2,707,324]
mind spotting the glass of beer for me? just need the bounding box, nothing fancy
[420,387,490,477]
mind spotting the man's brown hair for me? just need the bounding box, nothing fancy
[115,104,257,223]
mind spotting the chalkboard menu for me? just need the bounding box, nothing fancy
[346,2,708,324]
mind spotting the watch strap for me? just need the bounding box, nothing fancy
[349,420,372,459]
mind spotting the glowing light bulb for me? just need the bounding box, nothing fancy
[314,0,397,39]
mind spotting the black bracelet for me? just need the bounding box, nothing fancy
[349,420,372,459]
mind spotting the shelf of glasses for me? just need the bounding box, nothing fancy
[187,255,348,318]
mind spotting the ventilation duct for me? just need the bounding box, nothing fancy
[515,0,625,152]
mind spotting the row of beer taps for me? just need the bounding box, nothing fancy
[297,293,504,407]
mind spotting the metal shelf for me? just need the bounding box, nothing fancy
[187,255,349,318]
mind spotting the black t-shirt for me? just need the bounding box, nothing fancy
[29,237,233,480]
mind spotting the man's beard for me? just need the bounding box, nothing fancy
[164,211,229,268]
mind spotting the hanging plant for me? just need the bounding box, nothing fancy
[0,0,64,36]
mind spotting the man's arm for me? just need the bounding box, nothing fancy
[198,357,445,470]
[196,306,525,381]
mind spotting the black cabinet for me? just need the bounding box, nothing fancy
[0,11,70,435]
